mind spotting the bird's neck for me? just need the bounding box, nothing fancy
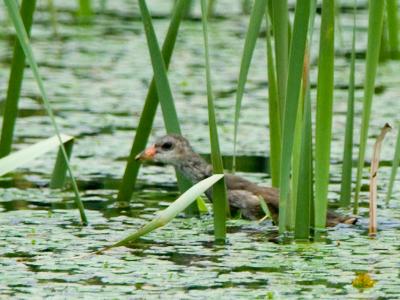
[176,151,213,183]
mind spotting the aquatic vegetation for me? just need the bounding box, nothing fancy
[352,273,376,289]
[0,0,400,298]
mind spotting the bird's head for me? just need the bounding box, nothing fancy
[135,134,193,166]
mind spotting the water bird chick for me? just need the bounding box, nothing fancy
[136,134,357,226]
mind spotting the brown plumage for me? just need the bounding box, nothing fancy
[136,134,357,227]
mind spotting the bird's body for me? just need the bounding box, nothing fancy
[136,134,356,226]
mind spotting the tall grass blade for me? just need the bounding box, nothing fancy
[294,0,317,240]
[77,0,92,22]
[0,0,36,158]
[265,2,280,187]
[137,0,198,214]
[278,0,310,234]
[386,0,399,59]
[271,0,288,121]
[47,0,59,37]
[117,0,187,202]
[354,1,385,214]
[0,134,73,177]
[97,174,224,253]
[200,0,228,242]
[369,124,391,237]
[340,1,357,207]
[295,88,313,240]
[314,0,335,235]
[3,0,88,225]
[232,0,267,171]
[386,124,400,204]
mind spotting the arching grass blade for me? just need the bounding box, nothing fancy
[97,174,224,253]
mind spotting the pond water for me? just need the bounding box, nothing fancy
[0,1,400,299]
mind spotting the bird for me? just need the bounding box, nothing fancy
[135,134,357,227]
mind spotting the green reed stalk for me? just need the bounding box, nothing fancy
[340,1,357,207]
[242,0,252,15]
[78,0,92,21]
[386,124,400,204]
[265,2,280,188]
[0,0,36,158]
[207,0,216,18]
[117,0,187,201]
[137,0,198,214]
[278,0,310,234]
[271,0,288,121]
[294,0,316,240]
[295,88,313,240]
[289,88,305,232]
[232,0,267,171]
[47,0,59,37]
[201,0,229,242]
[4,0,88,225]
[314,0,335,235]
[386,0,399,59]
[354,1,385,214]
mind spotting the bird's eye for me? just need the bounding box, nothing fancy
[161,141,174,151]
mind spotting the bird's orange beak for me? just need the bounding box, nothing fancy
[135,145,157,161]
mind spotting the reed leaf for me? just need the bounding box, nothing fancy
[232,0,266,171]
[294,0,317,240]
[386,0,399,59]
[117,0,187,202]
[295,88,313,240]
[137,0,198,214]
[340,1,357,207]
[386,124,400,204]
[200,0,229,242]
[354,0,385,214]
[278,0,310,234]
[77,0,92,21]
[97,174,224,253]
[0,0,36,158]
[265,2,280,187]
[271,0,288,121]
[314,0,335,234]
[3,0,88,225]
